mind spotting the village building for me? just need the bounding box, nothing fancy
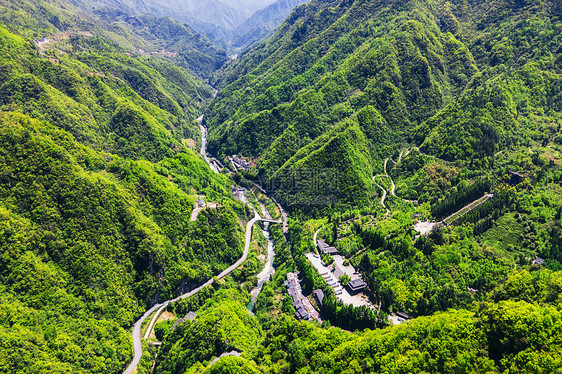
[231,186,247,202]
[295,305,309,320]
[508,170,525,185]
[317,239,338,255]
[532,257,545,265]
[347,278,367,293]
[396,312,411,321]
[312,289,324,305]
[284,272,309,320]
[232,155,250,170]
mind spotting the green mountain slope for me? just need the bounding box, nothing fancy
[0,3,252,372]
[0,105,242,372]
[0,0,228,78]
[254,300,562,373]
[1,0,561,373]
[419,63,562,163]
[265,119,377,209]
[154,290,263,374]
[151,276,562,373]
[96,13,229,78]
[0,25,214,162]
[206,0,561,207]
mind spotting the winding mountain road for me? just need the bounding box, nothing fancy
[373,158,392,215]
[123,114,284,374]
[373,150,419,213]
[313,228,321,252]
[373,177,390,215]
[123,212,282,374]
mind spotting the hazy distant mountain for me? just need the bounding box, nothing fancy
[81,0,252,29]
[74,0,304,51]
[218,0,277,16]
[92,0,279,29]
[232,0,309,49]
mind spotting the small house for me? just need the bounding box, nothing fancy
[312,289,324,305]
[231,186,247,201]
[532,257,545,265]
[295,304,309,320]
[232,155,250,170]
[317,239,338,255]
[396,312,411,320]
[347,278,366,292]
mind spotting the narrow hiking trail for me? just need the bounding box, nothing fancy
[373,158,392,215]
[373,149,418,214]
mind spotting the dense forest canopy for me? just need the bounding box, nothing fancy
[0,0,561,373]
[0,4,247,371]
[206,0,561,208]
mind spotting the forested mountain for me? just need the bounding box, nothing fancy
[206,0,562,207]
[1,0,562,373]
[81,0,270,30]
[232,0,310,50]
[60,0,300,51]
[0,0,229,78]
[0,111,247,372]
[0,3,247,372]
[0,28,206,161]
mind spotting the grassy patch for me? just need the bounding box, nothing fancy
[481,213,527,256]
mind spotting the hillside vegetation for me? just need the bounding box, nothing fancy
[1,0,562,373]
[206,0,562,207]
[0,3,246,371]
[149,271,562,373]
[0,24,216,162]
[0,0,228,78]
[0,111,248,372]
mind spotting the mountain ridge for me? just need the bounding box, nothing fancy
[206,0,561,209]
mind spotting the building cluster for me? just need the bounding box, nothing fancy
[317,239,367,293]
[319,268,344,296]
[317,239,338,255]
[332,261,366,293]
[231,186,247,202]
[284,272,309,320]
[231,155,250,170]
